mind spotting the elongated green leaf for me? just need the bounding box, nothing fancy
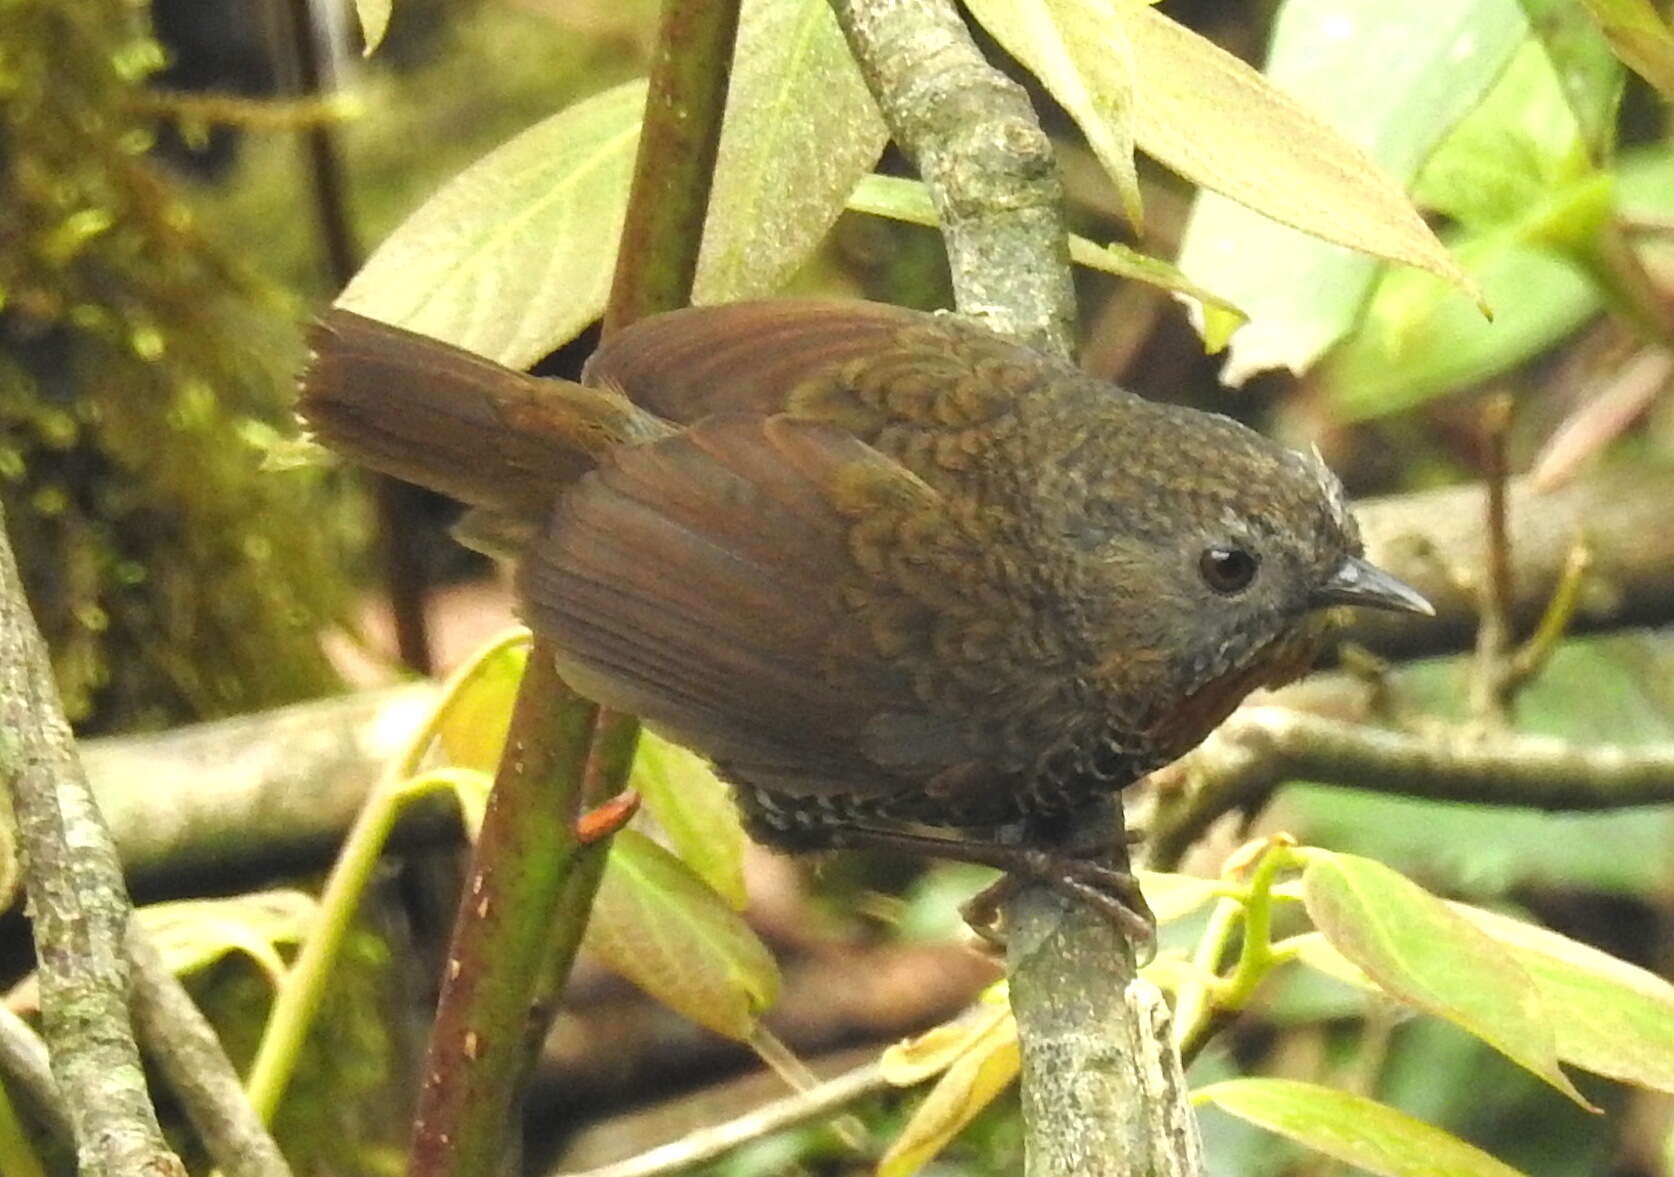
[1198,1079,1532,1177]
[846,173,1245,346]
[879,996,1012,1086]
[1517,0,1625,160]
[140,891,316,986]
[356,0,391,55]
[1137,870,1221,925]
[1579,0,1674,100]
[692,0,886,302]
[1301,851,1590,1106]
[585,830,779,1040]
[339,79,645,367]
[965,0,1143,228]
[877,1010,1020,1177]
[437,641,528,774]
[631,733,748,909]
[1176,0,1520,382]
[1456,904,1674,1094]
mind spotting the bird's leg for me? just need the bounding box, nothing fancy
[814,823,1155,949]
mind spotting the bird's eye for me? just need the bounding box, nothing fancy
[1199,546,1259,595]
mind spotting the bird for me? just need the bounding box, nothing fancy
[297,299,1432,936]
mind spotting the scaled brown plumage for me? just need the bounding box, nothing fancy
[298,300,1431,933]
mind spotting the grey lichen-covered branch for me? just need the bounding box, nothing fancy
[0,503,186,1177]
[1148,705,1674,868]
[827,0,1078,357]
[825,3,1202,1175]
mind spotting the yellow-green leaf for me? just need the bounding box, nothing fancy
[1456,903,1674,1095]
[436,641,528,774]
[1579,0,1674,100]
[1198,1079,1532,1177]
[846,173,1244,344]
[876,1010,1019,1177]
[879,997,1012,1087]
[1301,851,1590,1107]
[631,733,748,909]
[1129,3,1476,297]
[1136,870,1221,925]
[585,830,779,1040]
[356,0,391,55]
[140,890,317,987]
[964,0,1144,229]
[339,78,645,368]
[694,0,886,302]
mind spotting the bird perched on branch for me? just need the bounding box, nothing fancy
[298,299,1431,936]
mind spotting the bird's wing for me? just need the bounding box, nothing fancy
[582,300,1053,458]
[517,413,1005,798]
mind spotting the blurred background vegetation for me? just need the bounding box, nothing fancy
[3,0,1674,1173]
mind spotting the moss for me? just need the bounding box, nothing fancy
[0,0,349,730]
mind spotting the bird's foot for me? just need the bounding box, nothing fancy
[959,847,1155,959]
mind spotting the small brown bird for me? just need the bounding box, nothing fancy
[299,300,1431,933]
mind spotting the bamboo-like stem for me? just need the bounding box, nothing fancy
[404,3,740,1174]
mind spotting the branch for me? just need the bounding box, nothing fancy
[550,1061,891,1177]
[127,930,292,1177]
[827,0,1077,357]
[0,1005,72,1149]
[0,502,185,1177]
[826,3,1200,1174]
[1148,706,1674,868]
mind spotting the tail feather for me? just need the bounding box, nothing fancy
[297,310,673,514]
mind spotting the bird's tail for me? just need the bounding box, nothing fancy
[296,310,673,516]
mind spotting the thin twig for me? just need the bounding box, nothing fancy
[0,502,185,1177]
[1469,393,1516,728]
[0,1005,72,1149]
[127,930,293,1177]
[553,1062,891,1177]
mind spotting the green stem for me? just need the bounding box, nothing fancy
[244,629,529,1120]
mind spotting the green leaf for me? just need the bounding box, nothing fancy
[631,732,749,909]
[876,1009,1019,1177]
[1301,851,1590,1106]
[338,78,645,368]
[436,641,528,774]
[1415,41,1594,228]
[585,830,779,1040]
[1579,0,1674,101]
[355,0,391,55]
[693,0,886,302]
[1455,904,1674,1094]
[1198,1078,1532,1177]
[879,994,1011,1086]
[1517,0,1626,161]
[846,173,1245,345]
[140,891,317,986]
[1137,870,1221,925]
[1176,0,1520,382]
[964,0,1144,229]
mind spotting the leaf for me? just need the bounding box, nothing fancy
[879,995,1012,1086]
[876,1010,1019,1177]
[1517,0,1626,160]
[140,891,317,986]
[692,0,886,302]
[846,173,1246,344]
[1579,0,1674,101]
[1301,851,1591,1107]
[356,0,391,55]
[1175,0,1520,382]
[1198,1078,1533,1177]
[585,830,780,1040]
[964,0,1144,228]
[1137,870,1221,925]
[436,641,528,774]
[1454,904,1674,1095]
[631,732,748,909]
[339,79,645,368]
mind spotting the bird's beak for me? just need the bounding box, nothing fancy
[1314,555,1436,616]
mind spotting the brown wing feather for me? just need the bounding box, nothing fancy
[582,299,925,422]
[517,415,990,798]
